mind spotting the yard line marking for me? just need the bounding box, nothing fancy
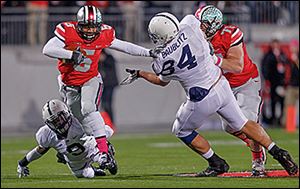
[148,139,299,148]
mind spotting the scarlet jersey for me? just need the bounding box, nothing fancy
[54,21,115,86]
[210,24,258,88]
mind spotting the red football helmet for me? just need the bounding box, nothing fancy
[76,5,102,41]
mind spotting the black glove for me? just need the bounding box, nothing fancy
[71,47,85,65]
[120,69,140,85]
[125,69,140,77]
[56,152,67,164]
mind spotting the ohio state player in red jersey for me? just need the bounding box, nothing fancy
[43,5,159,172]
[195,5,266,176]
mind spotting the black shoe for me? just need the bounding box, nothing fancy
[197,159,230,177]
[92,166,106,176]
[107,141,118,175]
[273,149,298,175]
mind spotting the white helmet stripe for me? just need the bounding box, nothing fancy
[92,6,96,24]
[84,6,88,22]
[156,14,179,31]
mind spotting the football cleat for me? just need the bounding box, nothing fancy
[91,165,106,176]
[98,152,109,170]
[251,158,266,176]
[197,158,229,177]
[251,148,267,176]
[106,141,118,175]
[273,149,298,175]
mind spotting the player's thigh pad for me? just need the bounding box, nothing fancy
[172,101,195,138]
[81,76,103,116]
[215,77,248,132]
[172,83,225,138]
[234,77,262,122]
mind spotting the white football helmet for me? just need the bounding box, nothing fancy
[42,99,72,138]
[148,12,180,46]
[194,5,223,38]
[76,5,102,41]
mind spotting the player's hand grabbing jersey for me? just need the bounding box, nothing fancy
[54,21,115,86]
[210,25,258,87]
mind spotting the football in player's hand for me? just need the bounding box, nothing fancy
[62,45,82,64]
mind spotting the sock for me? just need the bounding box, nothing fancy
[202,148,214,159]
[207,153,223,165]
[251,150,263,160]
[95,136,108,153]
[268,144,280,157]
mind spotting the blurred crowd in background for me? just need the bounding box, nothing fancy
[1,1,299,129]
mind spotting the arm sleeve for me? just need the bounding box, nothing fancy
[109,38,151,57]
[42,36,73,59]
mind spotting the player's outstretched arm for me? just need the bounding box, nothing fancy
[109,38,161,58]
[42,37,73,59]
[120,68,169,87]
[17,146,49,178]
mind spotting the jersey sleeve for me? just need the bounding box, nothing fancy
[230,28,243,47]
[35,126,56,148]
[101,24,116,47]
[54,22,67,42]
[151,60,171,82]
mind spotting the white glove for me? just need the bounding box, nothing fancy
[17,163,29,178]
[120,69,139,86]
[149,45,165,58]
[80,136,98,158]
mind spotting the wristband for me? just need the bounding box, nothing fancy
[214,55,223,67]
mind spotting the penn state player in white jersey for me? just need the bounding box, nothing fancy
[17,99,117,178]
[121,13,298,176]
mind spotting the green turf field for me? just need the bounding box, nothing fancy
[1,128,299,188]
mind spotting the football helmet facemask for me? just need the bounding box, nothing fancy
[148,12,180,46]
[76,5,102,41]
[42,99,72,138]
[195,5,223,38]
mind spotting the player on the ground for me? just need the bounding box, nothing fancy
[194,5,267,176]
[17,99,117,178]
[42,5,159,169]
[121,12,298,177]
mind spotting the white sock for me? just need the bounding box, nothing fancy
[267,142,276,151]
[202,148,214,159]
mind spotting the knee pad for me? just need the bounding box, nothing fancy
[178,130,198,145]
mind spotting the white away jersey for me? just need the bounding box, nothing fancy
[152,15,222,99]
[36,117,99,166]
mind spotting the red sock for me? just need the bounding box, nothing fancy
[251,150,263,160]
[234,132,251,147]
[95,136,108,153]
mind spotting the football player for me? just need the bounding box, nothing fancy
[17,99,117,178]
[42,5,160,169]
[121,12,298,177]
[195,5,267,176]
